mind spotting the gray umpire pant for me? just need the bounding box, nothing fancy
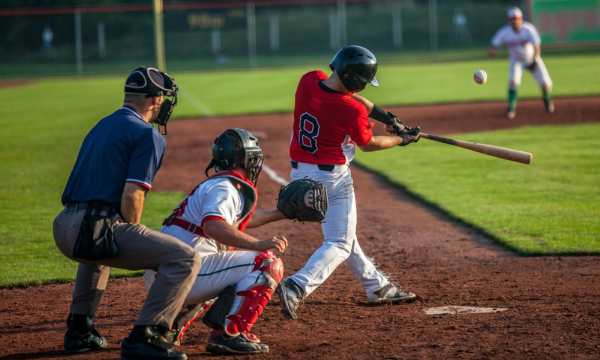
[53,207,201,329]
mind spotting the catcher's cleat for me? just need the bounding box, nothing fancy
[206,330,269,355]
[367,283,417,305]
[121,325,187,360]
[64,314,108,354]
[277,278,304,320]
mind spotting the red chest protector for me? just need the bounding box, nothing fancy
[163,170,258,235]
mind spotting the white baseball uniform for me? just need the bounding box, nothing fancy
[144,175,265,306]
[491,22,553,88]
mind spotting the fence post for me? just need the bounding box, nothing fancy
[392,4,403,47]
[268,13,280,52]
[247,2,257,67]
[74,9,83,75]
[97,22,106,59]
[329,13,339,50]
[153,0,167,71]
[429,0,438,52]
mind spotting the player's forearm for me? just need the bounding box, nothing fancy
[247,208,286,229]
[360,135,403,152]
[120,183,146,224]
[203,219,265,251]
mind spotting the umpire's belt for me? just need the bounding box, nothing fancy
[291,161,334,172]
[65,202,117,215]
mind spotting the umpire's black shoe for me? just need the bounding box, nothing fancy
[121,325,187,360]
[206,331,269,355]
[276,278,305,320]
[64,314,108,354]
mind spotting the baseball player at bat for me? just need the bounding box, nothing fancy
[488,6,555,119]
[277,45,419,320]
[144,128,326,355]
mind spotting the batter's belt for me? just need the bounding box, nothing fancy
[291,160,335,172]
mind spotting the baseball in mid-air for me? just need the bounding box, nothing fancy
[473,69,487,85]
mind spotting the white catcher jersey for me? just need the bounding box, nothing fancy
[161,177,245,256]
[491,22,541,64]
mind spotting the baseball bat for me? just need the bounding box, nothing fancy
[420,132,532,165]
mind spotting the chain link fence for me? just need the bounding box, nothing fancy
[0,0,555,77]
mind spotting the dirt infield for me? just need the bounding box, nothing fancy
[1,97,599,360]
[0,79,35,89]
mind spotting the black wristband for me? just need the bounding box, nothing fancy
[369,104,394,125]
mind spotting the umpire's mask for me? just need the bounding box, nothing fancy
[206,128,264,184]
[124,67,178,134]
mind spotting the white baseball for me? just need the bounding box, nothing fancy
[473,69,487,84]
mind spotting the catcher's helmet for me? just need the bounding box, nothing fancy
[329,45,379,92]
[205,128,264,184]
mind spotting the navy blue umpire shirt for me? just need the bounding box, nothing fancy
[61,105,166,207]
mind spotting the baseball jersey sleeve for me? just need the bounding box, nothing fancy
[527,24,541,45]
[491,27,505,48]
[190,181,243,226]
[348,104,373,146]
[126,128,166,190]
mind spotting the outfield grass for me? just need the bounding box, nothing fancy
[356,124,600,255]
[0,53,599,286]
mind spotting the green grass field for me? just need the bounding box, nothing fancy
[0,53,599,286]
[356,124,600,255]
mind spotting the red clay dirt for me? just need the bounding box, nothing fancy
[1,97,599,360]
[0,79,35,89]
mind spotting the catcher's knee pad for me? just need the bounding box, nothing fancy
[253,250,284,285]
[222,252,284,337]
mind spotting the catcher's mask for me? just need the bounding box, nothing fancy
[205,128,264,184]
[124,67,178,134]
[329,45,379,92]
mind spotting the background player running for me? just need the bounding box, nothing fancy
[489,6,555,119]
[277,45,420,320]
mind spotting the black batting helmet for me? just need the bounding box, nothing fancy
[329,45,379,92]
[205,128,264,184]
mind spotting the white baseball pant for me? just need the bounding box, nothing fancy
[287,162,389,297]
[509,57,553,89]
[145,250,261,305]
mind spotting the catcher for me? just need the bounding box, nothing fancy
[144,128,326,355]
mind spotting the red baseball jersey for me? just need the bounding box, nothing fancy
[289,70,373,165]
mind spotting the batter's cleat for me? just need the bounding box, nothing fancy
[64,314,108,354]
[206,330,269,355]
[367,283,417,305]
[276,278,304,320]
[121,325,187,360]
[545,100,555,114]
[507,110,516,119]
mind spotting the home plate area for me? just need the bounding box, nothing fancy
[424,306,508,315]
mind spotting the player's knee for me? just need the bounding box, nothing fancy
[254,251,284,284]
[509,81,519,89]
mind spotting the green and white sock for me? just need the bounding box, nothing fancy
[508,88,517,112]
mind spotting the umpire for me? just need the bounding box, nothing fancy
[53,67,200,360]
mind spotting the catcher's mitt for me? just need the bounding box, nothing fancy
[277,179,328,222]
